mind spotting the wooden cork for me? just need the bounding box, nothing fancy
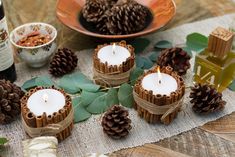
[93,40,135,87]
[208,27,234,58]
[20,86,74,141]
[133,66,185,125]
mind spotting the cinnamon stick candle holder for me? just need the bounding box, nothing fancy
[21,86,74,141]
[133,66,185,125]
[93,40,135,87]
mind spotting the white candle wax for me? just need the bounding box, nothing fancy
[142,73,178,95]
[27,89,66,116]
[97,45,130,65]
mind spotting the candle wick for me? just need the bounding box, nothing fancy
[112,43,116,55]
[159,80,161,84]
[43,94,49,103]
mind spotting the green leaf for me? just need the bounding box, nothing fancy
[58,72,97,94]
[77,84,100,92]
[35,76,56,87]
[143,57,154,69]
[154,40,172,49]
[21,77,37,90]
[72,72,93,84]
[186,33,208,52]
[148,51,161,62]
[58,77,80,94]
[72,97,91,123]
[0,137,8,145]
[182,47,193,57]
[81,91,106,107]
[130,68,144,85]
[229,80,235,91]
[136,56,144,68]
[72,97,81,106]
[130,38,150,53]
[118,83,134,108]
[106,88,119,107]
[86,93,108,114]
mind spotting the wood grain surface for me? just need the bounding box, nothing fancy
[3,0,235,157]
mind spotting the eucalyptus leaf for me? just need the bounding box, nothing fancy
[72,97,91,123]
[77,84,100,92]
[21,77,37,90]
[136,56,144,68]
[118,83,134,108]
[154,40,172,49]
[130,68,144,85]
[35,76,56,87]
[72,72,93,84]
[148,51,161,62]
[186,33,208,52]
[86,93,108,114]
[106,88,119,107]
[81,91,106,107]
[58,72,94,94]
[229,80,235,91]
[0,137,8,145]
[72,97,81,106]
[143,57,154,69]
[182,47,193,57]
[130,38,150,53]
[58,75,80,94]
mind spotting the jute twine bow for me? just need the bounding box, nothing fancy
[22,108,74,137]
[93,65,135,87]
[133,91,184,123]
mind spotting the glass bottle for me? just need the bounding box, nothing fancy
[0,0,17,82]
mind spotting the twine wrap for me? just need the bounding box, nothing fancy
[133,91,183,123]
[22,108,74,137]
[93,65,135,87]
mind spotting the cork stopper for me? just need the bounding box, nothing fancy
[208,27,234,58]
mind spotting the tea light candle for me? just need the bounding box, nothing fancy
[27,89,66,116]
[97,43,131,65]
[142,68,178,95]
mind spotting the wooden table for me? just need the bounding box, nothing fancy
[4,0,235,156]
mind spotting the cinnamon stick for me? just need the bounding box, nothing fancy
[42,112,47,127]
[26,112,36,128]
[36,116,43,127]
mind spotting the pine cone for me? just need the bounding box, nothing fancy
[189,84,226,114]
[0,80,24,125]
[106,0,118,7]
[101,105,132,139]
[96,14,110,35]
[106,0,148,35]
[49,48,78,77]
[157,47,191,75]
[82,0,108,23]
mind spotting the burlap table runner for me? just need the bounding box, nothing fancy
[1,14,235,157]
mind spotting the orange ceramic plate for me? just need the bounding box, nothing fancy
[56,0,176,39]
